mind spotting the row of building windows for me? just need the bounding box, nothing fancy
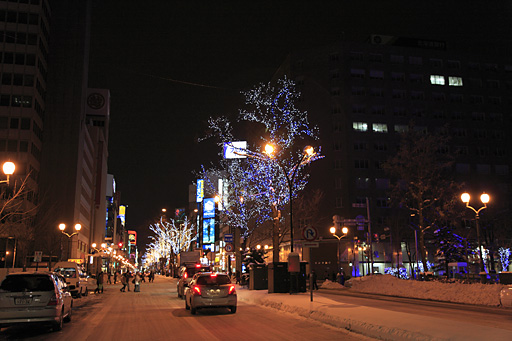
[0,94,32,107]
[0,30,38,45]
[1,72,34,86]
[0,116,42,141]
[0,10,39,25]
[0,52,36,66]
[339,51,509,72]
[348,87,502,104]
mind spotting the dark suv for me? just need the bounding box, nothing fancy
[176,263,210,298]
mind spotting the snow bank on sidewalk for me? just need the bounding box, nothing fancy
[321,275,506,306]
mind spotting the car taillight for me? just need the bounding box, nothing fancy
[193,286,201,296]
[228,285,236,295]
[195,264,201,268]
[211,273,217,277]
[47,294,58,306]
[183,272,188,279]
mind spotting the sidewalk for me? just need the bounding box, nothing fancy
[236,287,512,341]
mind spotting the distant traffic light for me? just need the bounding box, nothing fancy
[118,241,123,248]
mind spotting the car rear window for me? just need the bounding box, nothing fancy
[54,267,77,278]
[186,266,210,277]
[0,275,54,292]
[196,275,231,285]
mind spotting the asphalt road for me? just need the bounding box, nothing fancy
[0,275,369,341]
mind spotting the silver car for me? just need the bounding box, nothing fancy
[185,272,237,314]
[0,272,73,331]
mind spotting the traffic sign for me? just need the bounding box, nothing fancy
[34,251,42,263]
[224,234,233,243]
[225,243,234,252]
[302,226,318,241]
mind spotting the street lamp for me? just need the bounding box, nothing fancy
[1,161,15,185]
[330,226,348,274]
[461,192,490,276]
[58,223,81,260]
[264,143,317,253]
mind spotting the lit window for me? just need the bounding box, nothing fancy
[448,76,463,86]
[372,123,388,133]
[430,75,445,85]
[353,122,368,132]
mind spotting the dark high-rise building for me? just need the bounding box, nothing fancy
[277,35,512,274]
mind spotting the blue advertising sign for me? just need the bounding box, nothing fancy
[203,198,215,219]
[202,218,215,244]
[224,234,233,243]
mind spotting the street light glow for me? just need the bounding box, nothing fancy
[304,146,314,156]
[329,226,336,234]
[342,226,348,234]
[264,143,274,156]
[74,223,82,231]
[58,223,66,231]
[480,193,490,204]
[461,193,470,203]
[2,161,15,175]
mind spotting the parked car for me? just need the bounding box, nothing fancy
[176,263,210,298]
[0,272,73,331]
[184,272,237,314]
[53,261,89,298]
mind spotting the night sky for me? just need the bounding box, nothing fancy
[86,1,512,248]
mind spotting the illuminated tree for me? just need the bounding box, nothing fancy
[201,77,323,249]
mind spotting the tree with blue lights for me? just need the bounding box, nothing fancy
[201,77,322,251]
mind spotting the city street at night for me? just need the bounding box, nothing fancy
[1,275,511,340]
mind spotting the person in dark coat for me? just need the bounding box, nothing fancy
[311,270,319,290]
[94,271,104,294]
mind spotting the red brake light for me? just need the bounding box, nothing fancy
[211,273,217,277]
[195,264,201,268]
[193,286,201,296]
[228,285,236,295]
[183,272,188,279]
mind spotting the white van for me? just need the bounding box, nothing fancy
[53,261,90,298]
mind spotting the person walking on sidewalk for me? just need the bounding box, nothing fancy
[94,271,104,294]
[134,272,142,292]
[120,272,127,292]
[311,270,319,290]
[125,271,132,291]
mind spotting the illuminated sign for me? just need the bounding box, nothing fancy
[196,179,204,203]
[118,205,126,225]
[128,230,137,245]
[203,198,215,219]
[223,141,247,159]
[202,218,215,244]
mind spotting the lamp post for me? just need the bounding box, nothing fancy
[59,223,81,260]
[330,226,348,275]
[264,144,316,253]
[461,192,490,277]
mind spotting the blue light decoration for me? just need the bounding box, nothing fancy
[199,77,323,244]
[499,247,511,272]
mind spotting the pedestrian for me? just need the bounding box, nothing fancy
[311,270,319,290]
[141,272,145,283]
[134,272,141,292]
[336,271,345,286]
[120,272,127,292]
[114,271,118,284]
[107,272,112,284]
[125,271,132,291]
[94,271,104,294]
[235,271,241,285]
[149,271,154,283]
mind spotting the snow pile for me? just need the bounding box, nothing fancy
[323,274,506,306]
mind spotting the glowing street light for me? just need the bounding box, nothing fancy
[58,223,81,261]
[330,226,348,275]
[1,161,15,185]
[461,192,490,277]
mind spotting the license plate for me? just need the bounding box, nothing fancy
[14,298,32,305]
